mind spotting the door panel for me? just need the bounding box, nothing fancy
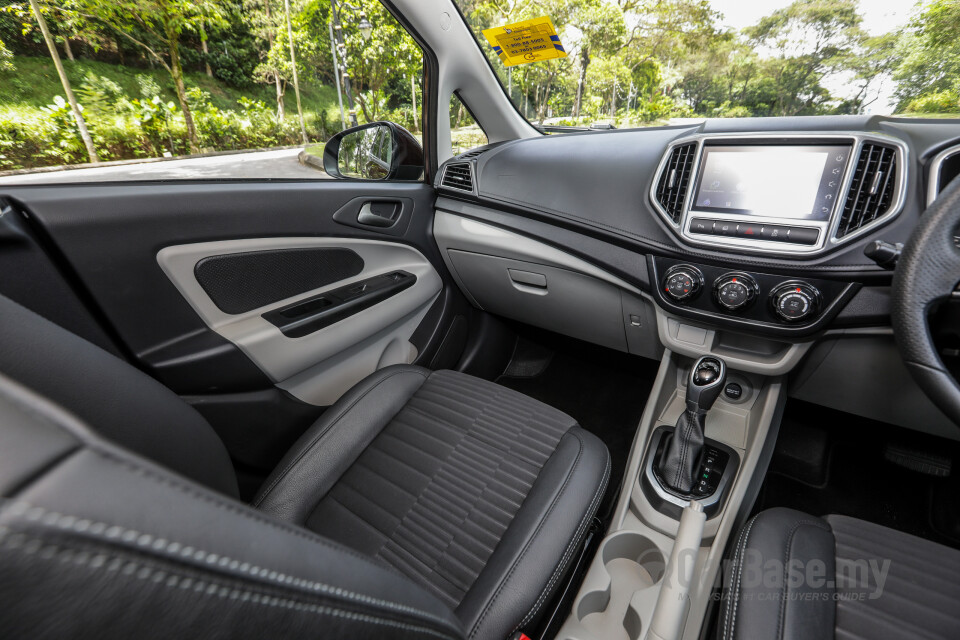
[1,181,450,396]
[158,237,442,405]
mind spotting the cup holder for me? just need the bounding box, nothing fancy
[574,532,666,640]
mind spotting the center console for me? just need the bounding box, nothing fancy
[557,350,786,640]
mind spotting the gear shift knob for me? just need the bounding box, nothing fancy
[657,356,728,493]
[686,356,726,414]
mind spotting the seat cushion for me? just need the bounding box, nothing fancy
[254,365,610,640]
[720,508,960,640]
[826,514,960,640]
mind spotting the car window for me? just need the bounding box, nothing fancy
[450,93,488,156]
[453,0,959,131]
[0,0,423,183]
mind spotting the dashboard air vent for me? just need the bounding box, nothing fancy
[836,143,897,238]
[441,162,474,192]
[655,142,697,224]
[457,148,487,160]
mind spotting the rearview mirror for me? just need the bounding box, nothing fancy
[323,122,423,181]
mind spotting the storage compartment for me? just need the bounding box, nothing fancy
[563,531,666,640]
[446,250,628,352]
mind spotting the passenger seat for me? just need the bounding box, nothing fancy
[0,293,609,640]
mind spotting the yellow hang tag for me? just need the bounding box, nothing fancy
[482,16,567,67]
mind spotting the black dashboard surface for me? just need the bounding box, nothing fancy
[436,115,960,334]
[440,116,960,274]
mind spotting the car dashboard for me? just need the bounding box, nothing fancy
[431,115,960,439]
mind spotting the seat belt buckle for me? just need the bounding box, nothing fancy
[510,633,532,640]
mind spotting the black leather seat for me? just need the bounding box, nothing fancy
[720,508,960,640]
[0,294,610,640]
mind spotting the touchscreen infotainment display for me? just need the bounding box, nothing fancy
[692,145,851,221]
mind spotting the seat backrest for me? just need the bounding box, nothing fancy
[0,371,464,640]
[0,293,238,496]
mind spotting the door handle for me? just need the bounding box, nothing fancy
[357,201,401,228]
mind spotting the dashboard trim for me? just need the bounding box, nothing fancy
[649,132,909,257]
[927,143,960,207]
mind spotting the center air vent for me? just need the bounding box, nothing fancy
[441,162,474,192]
[836,143,898,239]
[654,142,698,224]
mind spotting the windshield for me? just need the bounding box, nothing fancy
[453,0,960,130]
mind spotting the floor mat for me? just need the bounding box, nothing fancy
[755,399,960,550]
[496,332,659,517]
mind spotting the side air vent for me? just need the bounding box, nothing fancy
[458,148,487,159]
[654,142,698,224]
[441,162,474,192]
[836,143,898,239]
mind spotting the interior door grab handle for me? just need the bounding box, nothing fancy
[357,202,401,228]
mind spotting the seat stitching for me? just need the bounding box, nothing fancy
[467,431,585,639]
[722,515,750,640]
[253,368,428,507]
[20,441,432,593]
[726,513,760,640]
[515,445,611,631]
[776,520,831,640]
[0,499,455,628]
[0,524,459,640]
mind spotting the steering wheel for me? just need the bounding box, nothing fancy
[892,175,960,424]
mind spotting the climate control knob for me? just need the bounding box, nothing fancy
[770,282,821,322]
[662,265,704,302]
[713,273,759,311]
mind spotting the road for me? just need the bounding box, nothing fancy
[0,147,330,184]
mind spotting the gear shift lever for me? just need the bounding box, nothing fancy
[658,356,726,493]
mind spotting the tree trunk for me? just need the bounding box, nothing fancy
[284,0,308,144]
[29,0,98,163]
[573,46,589,119]
[275,74,285,121]
[63,37,75,61]
[201,38,212,77]
[167,33,200,153]
[410,75,419,132]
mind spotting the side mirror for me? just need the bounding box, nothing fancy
[323,122,423,181]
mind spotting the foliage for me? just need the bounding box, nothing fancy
[905,90,960,114]
[1,0,960,173]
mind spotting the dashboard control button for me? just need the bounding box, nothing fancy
[689,218,715,235]
[770,282,821,322]
[736,223,763,239]
[786,226,820,245]
[759,224,790,242]
[662,265,704,303]
[715,221,738,236]
[713,273,759,311]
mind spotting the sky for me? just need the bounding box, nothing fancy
[709,0,919,112]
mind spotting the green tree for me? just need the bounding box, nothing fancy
[891,0,960,111]
[74,0,227,153]
[568,0,626,119]
[744,0,865,116]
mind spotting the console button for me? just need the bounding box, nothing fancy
[689,218,715,235]
[786,226,820,245]
[759,224,791,242]
[736,223,763,239]
[713,273,759,311]
[662,265,704,303]
[770,282,821,322]
[715,221,738,236]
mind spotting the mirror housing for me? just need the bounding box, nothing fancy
[323,122,424,181]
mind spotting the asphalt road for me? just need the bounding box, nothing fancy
[0,147,330,184]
